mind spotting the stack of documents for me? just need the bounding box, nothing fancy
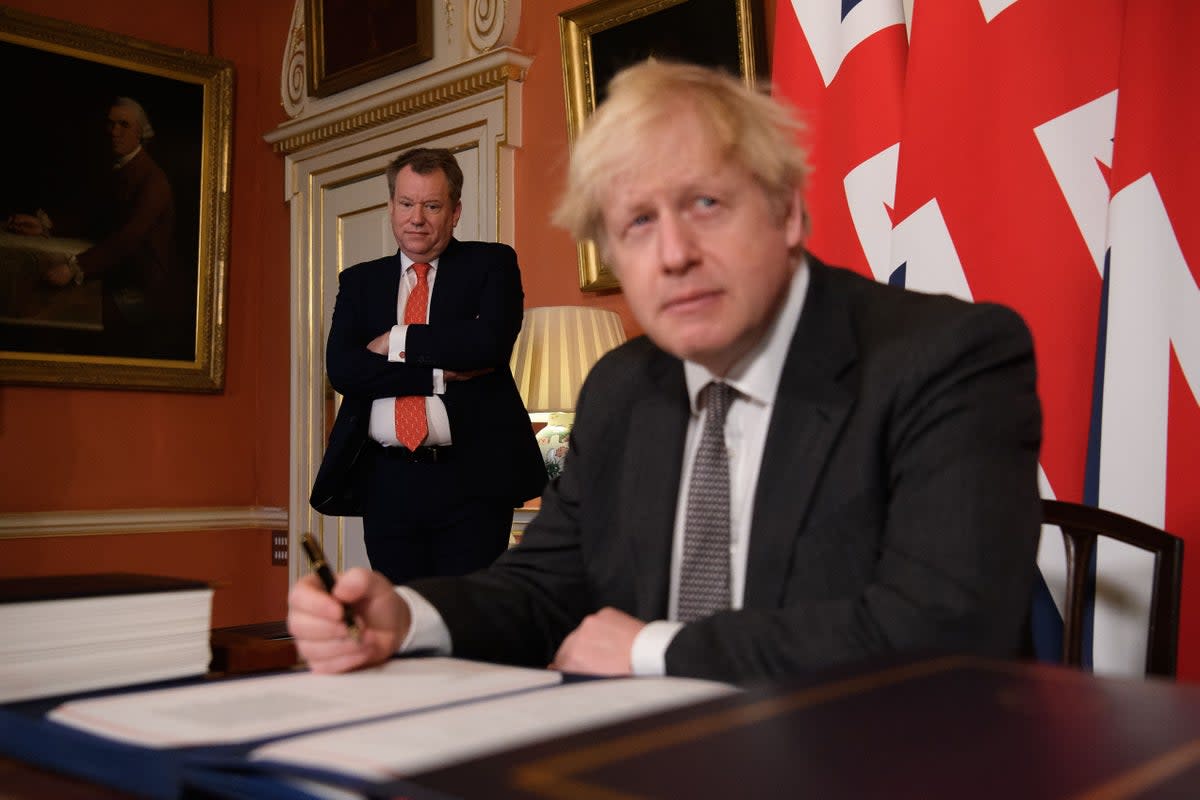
[0,573,214,703]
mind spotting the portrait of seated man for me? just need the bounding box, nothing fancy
[3,96,192,360]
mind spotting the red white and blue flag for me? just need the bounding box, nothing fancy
[772,0,1199,679]
[1091,2,1200,677]
[770,0,907,278]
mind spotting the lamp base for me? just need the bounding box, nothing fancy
[536,412,574,479]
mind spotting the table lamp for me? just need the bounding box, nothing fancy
[509,306,626,477]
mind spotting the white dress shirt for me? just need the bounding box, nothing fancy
[367,254,452,447]
[398,259,812,674]
[630,260,809,674]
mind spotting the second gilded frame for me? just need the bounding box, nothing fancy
[305,0,433,98]
[559,0,767,291]
[0,8,233,392]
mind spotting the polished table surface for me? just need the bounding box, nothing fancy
[0,231,101,332]
[0,754,138,800]
[4,654,1200,799]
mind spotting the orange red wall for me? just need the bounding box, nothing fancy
[510,0,637,333]
[510,0,774,333]
[0,0,295,627]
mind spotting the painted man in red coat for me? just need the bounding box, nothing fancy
[6,97,182,357]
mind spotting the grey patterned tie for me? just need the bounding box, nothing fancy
[677,381,737,623]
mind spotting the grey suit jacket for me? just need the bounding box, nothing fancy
[411,256,1043,683]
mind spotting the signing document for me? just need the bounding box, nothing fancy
[250,675,737,781]
[49,657,563,747]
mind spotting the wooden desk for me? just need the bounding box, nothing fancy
[412,656,1200,800]
[0,231,101,332]
[3,655,1199,799]
[208,620,299,675]
[0,755,137,800]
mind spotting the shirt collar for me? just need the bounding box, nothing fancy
[114,145,142,170]
[399,253,440,273]
[684,256,810,414]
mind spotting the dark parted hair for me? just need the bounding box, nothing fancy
[385,147,464,205]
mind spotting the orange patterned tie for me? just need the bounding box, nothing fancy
[394,262,431,450]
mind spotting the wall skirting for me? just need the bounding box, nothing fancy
[0,507,289,539]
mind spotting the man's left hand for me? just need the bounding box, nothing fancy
[445,367,494,382]
[43,261,74,287]
[367,332,390,355]
[5,213,46,236]
[549,606,645,676]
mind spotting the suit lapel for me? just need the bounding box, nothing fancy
[369,252,405,332]
[428,238,460,322]
[618,353,688,621]
[744,261,857,609]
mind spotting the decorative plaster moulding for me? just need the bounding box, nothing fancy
[270,0,527,155]
[267,49,531,155]
[0,507,289,539]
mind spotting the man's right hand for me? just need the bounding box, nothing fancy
[287,567,411,673]
[5,213,47,236]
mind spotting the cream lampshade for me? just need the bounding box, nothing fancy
[509,306,626,477]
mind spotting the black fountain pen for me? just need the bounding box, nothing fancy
[300,533,360,640]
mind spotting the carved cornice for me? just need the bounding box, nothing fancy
[281,0,307,118]
[468,0,521,52]
[270,60,527,155]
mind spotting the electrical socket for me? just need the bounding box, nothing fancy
[271,530,289,566]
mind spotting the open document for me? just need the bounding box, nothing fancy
[48,657,563,747]
[249,676,739,782]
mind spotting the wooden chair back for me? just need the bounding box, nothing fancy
[1041,499,1183,677]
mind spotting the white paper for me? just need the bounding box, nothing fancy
[48,657,562,747]
[251,676,738,781]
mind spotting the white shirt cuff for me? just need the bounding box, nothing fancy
[630,619,684,676]
[395,586,453,655]
[432,368,445,394]
[388,325,407,361]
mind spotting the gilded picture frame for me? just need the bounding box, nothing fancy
[305,0,433,98]
[559,0,767,292]
[0,8,233,392]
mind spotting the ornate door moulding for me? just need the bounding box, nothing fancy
[278,0,522,123]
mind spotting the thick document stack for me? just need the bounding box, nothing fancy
[0,573,214,703]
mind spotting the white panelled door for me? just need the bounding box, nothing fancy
[279,52,527,580]
[317,144,484,572]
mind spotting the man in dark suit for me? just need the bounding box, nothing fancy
[289,63,1042,684]
[309,147,546,583]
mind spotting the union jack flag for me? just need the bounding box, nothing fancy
[770,0,907,277]
[772,0,1199,679]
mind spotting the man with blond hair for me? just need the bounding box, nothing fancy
[288,61,1042,684]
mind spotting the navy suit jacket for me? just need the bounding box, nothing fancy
[310,238,546,515]
[411,256,1043,683]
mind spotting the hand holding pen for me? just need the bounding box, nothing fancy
[300,533,360,640]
